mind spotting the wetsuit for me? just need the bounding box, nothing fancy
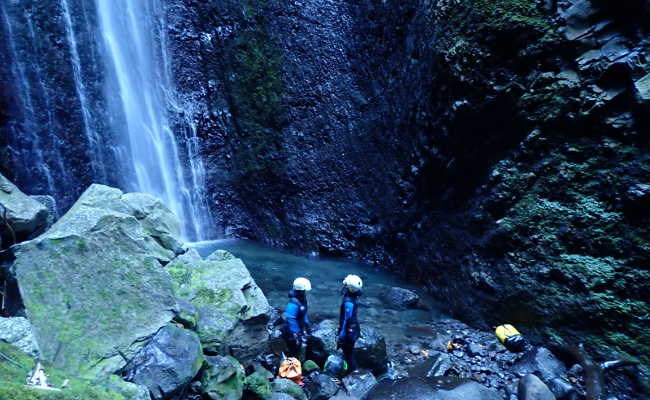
[338,291,360,372]
[283,289,310,357]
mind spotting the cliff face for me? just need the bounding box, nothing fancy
[173,0,650,373]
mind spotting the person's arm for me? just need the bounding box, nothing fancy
[284,302,301,333]
[338,301,354,339]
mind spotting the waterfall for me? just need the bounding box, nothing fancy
[1,0,212,240]
[60,0,107,182]
[96,0,211,240]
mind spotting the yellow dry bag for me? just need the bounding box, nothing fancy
[495,324,526,352]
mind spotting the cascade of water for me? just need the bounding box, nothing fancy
[96,0,211,240]
[60,0,107,182]
[1,5,55,195]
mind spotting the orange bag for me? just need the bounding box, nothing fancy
[278,357,302,384]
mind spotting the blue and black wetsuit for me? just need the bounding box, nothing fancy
[338,291,360,371]
[283,289,310,356]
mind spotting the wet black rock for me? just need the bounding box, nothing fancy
[303,372,340,400]
[425,352,453,377]
[379,286,420,310]
[547,377,578,400]
[518,374,557,400]
[355,326,389,375]
[514,347,567,383]
[123,325,204,400]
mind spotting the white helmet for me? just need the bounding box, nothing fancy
[343,274,363,293]
[293,277,312,291]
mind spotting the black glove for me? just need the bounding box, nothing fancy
[336,337,344,350]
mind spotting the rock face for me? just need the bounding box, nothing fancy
[342,370,377,399]
[168,0,650,378]
[167,248,271,358]
[0,316,38,357]
[12,184,178,376]
[0,173,48,244]
[124,325,204,400]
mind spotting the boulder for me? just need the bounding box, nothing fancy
[0,316,38,357]
[379,286,420,309]
[29,195,58,230]
[167,248,271,358]
[123,325,204,400]
[303,372,340,400]
[517,374,556,400]
[201,355,245,400]
[308,320,388,374]
[342,370,377,399]
[365,377,501,400]
[547,377,577,400]
[355,326,389,375]
[268,394,296,400]
[514,347,566,383]
[244,370,273,399]
[272,378,308,400]
[0,173,48,243]
[13,184,179,376]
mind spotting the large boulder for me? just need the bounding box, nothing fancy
[514,347,567,383]
[0,173,48,243]
[168,248,271,358]
[378,286,420,310]
[303,372,341,400]
[12,184,179,376]
[271,378,308,400]
[123,325,204,400]
[201,355,245,400]
[0,316,38,357]
[308,320,388,374]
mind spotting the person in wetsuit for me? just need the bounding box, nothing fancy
[283,277,312,358]
[337,274,363,372]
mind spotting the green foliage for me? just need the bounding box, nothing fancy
[0,342,126,400]
[472,0,551,34]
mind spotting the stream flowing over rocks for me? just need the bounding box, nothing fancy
[0,0,649,399]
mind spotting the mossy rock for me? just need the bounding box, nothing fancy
[0,341,146,400]
[13,185,178,377]
[168,248,271,354]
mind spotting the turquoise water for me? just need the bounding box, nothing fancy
[191,239,448,356]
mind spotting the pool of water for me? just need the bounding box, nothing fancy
[190,239,449,357]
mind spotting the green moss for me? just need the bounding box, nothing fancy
[0,342,126,400]
[472,0,551,34]
[226,1,285,180]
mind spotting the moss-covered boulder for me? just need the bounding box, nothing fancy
[271,379,308,400]
[12,184,178,377]
[244,369,273,399]
[0,341,147,400]
[0,172,49,243]
[201,355,245,400]
[168,248,271,357]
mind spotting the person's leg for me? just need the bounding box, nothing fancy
[342,340,358,372]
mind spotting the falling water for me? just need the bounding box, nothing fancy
[60,0,107,182]
[1,5,56,196]
[96,0,211,240]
